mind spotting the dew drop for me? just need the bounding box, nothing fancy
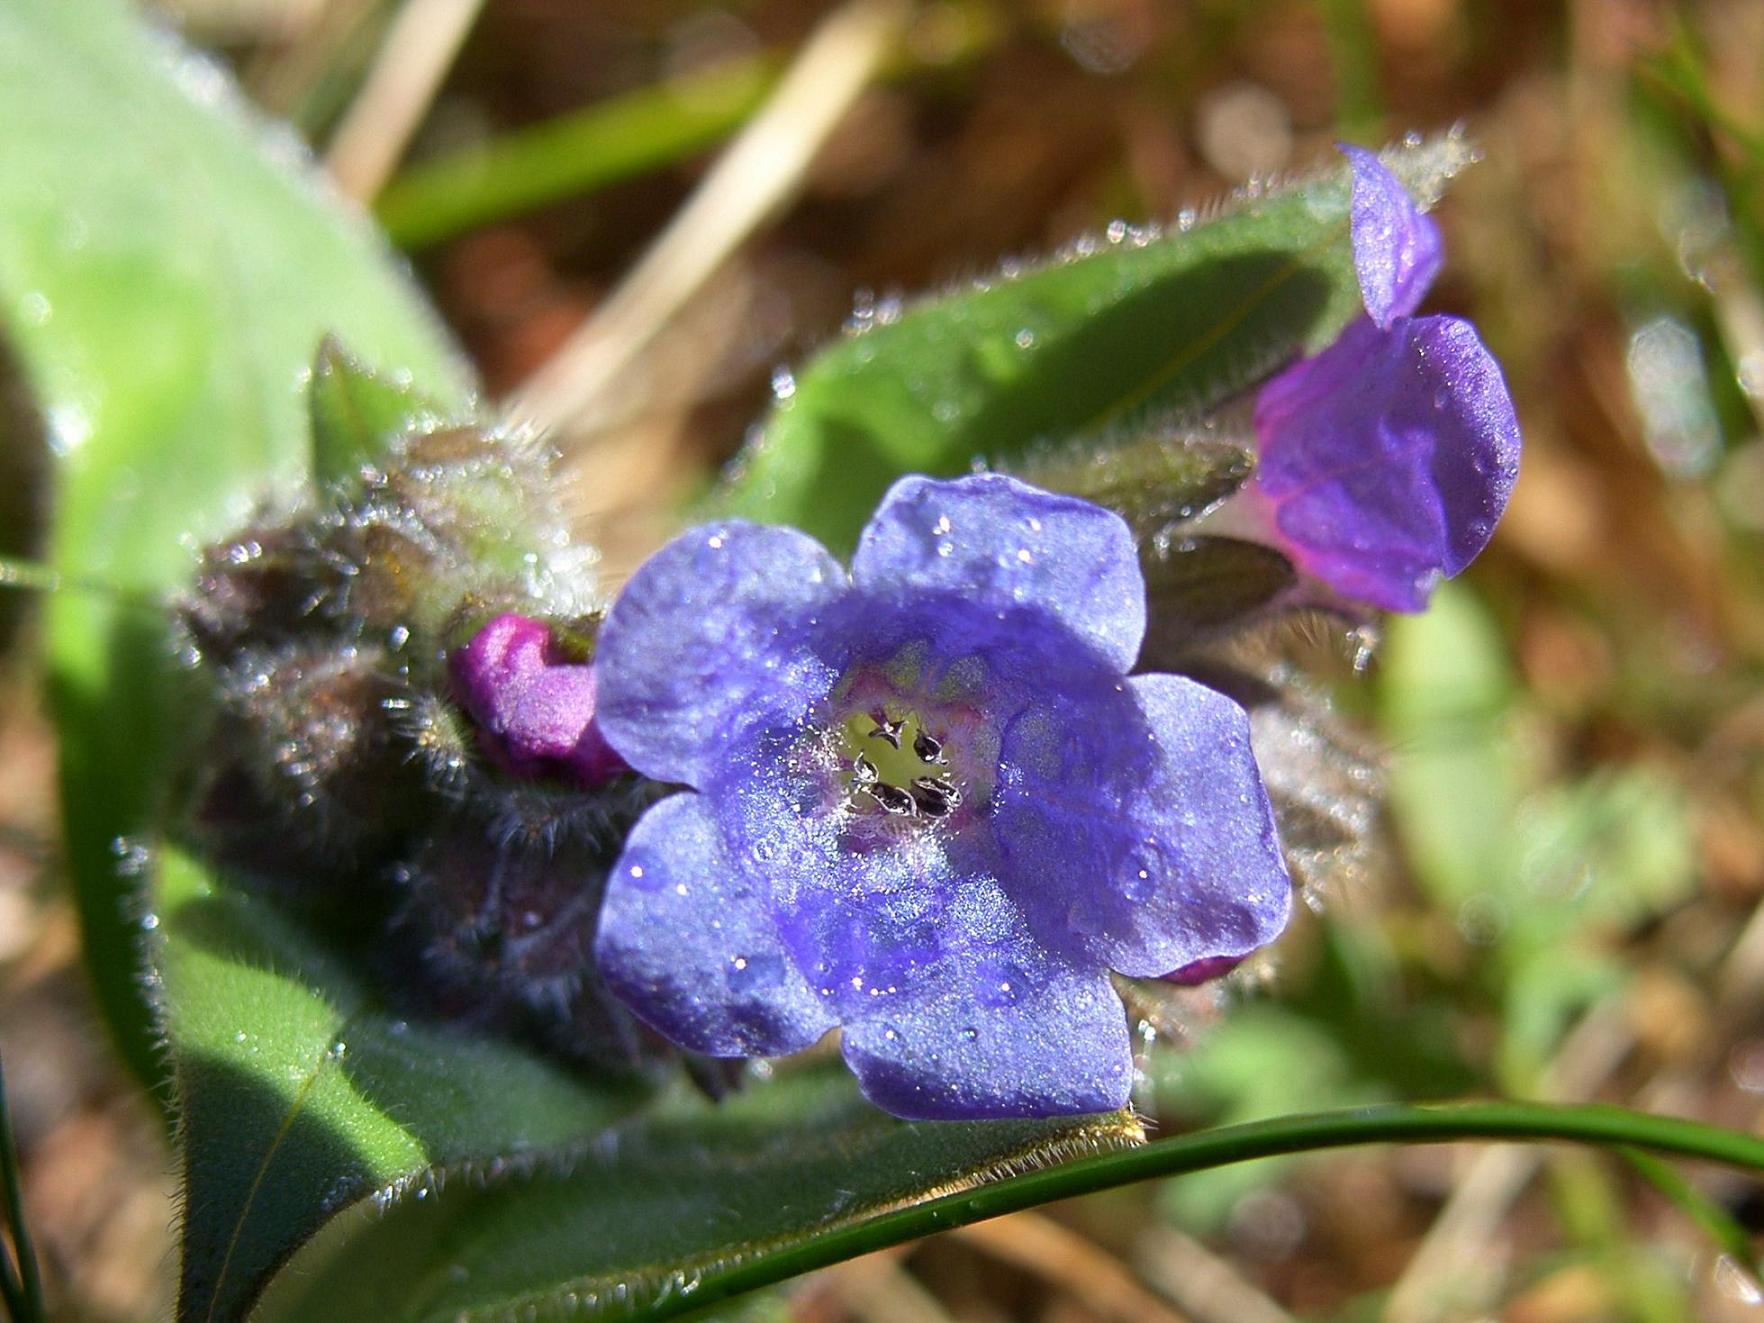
[111,836,155,878]
[730,952,785,990]
[1115,841,1162,902]
[46,404,91,456]
[974,958,1022,1007]
[770,366,797,400]
[1013,327,1036,349]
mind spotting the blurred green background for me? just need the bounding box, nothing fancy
[3,0,1764,1319]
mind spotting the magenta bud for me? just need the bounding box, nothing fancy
[449,613,628,787]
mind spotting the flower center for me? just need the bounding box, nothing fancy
[839,708,962,819]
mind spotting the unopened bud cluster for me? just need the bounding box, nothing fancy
[176,366,666,1078]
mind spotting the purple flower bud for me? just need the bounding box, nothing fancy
[1245,145,1521,613]
[590,475,1294,1120]
[449,613,628,787]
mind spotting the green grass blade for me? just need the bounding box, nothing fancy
[662,1102,1764,1323]
[375,55,777,248]
[1622,1146,1762,1278]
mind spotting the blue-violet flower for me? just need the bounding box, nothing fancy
[591,474,1294,1120]
[1247,144,1522,612]
[450,613,628,787]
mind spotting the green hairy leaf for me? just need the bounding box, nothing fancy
[0,0,473,1086]
[157,846,647,1323]
[1009,427,1255,536]
[717,134,1476,551]
[255,1069,1142,1323]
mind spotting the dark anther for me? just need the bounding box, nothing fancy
[912,730,945,764]
[869,713,905,748]
[851,753,879,785]
[911,775,960,817]
[911,781,957,818]
[866,782,918,815]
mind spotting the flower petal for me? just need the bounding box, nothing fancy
[1345,143,1443,329]
[1253,315,1520,611]
[595,522,848,787]
[838,873,1132,1119]
[851,473,1145,673]
[595,792,836,1057]
[993,673,1292,979]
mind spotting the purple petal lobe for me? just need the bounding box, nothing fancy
[595,793,836,1057]
[1253,314,1521,611]
[449,613,626,786]
[852,473,1146,672]
[595,522,847,787]
[1345,143,1443,329]
[994,674,1292,979]
[837,873,1132,1119]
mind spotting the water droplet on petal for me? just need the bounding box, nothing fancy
[728,952,785,991]
[1115,841,1163,902]
[974,958,1022,1007]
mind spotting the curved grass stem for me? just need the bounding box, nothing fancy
[635,1101,1764,1322]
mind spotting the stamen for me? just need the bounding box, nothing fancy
[838,702,968,823]
[866,782,918,816]
[911,775,960,817]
